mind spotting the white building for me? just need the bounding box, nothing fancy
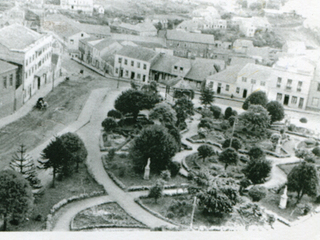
[0,24,53,102]
[114,46,160,83]
[60,0,93,15]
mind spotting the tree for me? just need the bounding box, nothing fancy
[243,158,272,184]
[38,137,72,187]
[248,146,265,161]
[295,149,316,163]
[312,147,320,157]
[224,107,233,119]
[60,132,88,172]
[173,96,194,128]
[198,145,215,162]
[0,170,33,231]
[242,91,268,110]
[129,125,177,173]
[114,90,158,122]
[101,117,118,133]
[148,179,165,203]
[200,87,214,109]
[287,162,318,203]
[149,102,177,125]
[141,81,158,95]
[107,109,122,119]
[219,148,239,170]
[10,145,41,188]
[209,105,221,119]
[198,117,214,130]
[222,138,242,151]
[239,105,271,137]
[266,101,285,123]
[165,123,181,151]
[196,187,233,217]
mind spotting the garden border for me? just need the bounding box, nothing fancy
[69,201,149,231]
[186,137,223,149]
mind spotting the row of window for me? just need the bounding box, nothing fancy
[25,52,51,79]
[118,58,147,70]
[115,68,147,82]
[25,44,51,66]
[277,77,303,91]
[241,77,266,86]
[276,93,301,105]
[3,74,14,89]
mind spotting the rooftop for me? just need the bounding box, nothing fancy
[230,57,256,66]
[206,64,246,84]
[0,24,42,50]
[43,22,82,38]
[76,23,111,35]
[237,63,273,80]
[0,60,17,73]
[116,46,158,62]
[166,30,215,44]
[185,58,225,81]
[150,54,191,74]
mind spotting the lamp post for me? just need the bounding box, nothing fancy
[190,196,197,230]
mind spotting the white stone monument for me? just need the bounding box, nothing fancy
[275,137,282,154]
[143,158,151,180]
[279,185,288,209]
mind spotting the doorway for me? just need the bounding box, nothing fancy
[243,89,247,98]
[217,86,221,94]
[298,97,304,109]
[131,72,135,79]
[37,77,41,89]
[283,95,289,105]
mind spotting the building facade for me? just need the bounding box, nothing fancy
[60,0,93,14]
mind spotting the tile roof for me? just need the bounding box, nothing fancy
[206,64,245,84]
[150,54,191,74]
[0,60,17,73]
[116,46,158,62]
[230,57,255,66]
[0,24,42,50]
[186,58,224,81]
[76,23,111,35]
[93,39,117,51]
[43,22,82,38]
[117,22,157,33]
[237,63,273,80]
[166,30,215,44]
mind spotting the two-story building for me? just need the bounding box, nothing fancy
[0,60,23,118]
[166,30,215,59]
[114,46,160,83]
[60,0,93,15]
[111,21,157,37]
[0,24,53,102]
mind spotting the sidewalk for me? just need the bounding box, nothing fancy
[0,74,66,129]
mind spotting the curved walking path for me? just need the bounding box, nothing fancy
[52,87,176,231]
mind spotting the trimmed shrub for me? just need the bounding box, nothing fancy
[222,138,242,151]
[248,186,267,202]
[166,211,175,219]
[168,161,180,177]
[201,109,214,118]
[288,124,296,132]
[312,147,320,157]
[101,117,118,133]
[300,118,308,123]
[209,105,222,119]
[224,107,233,119]
[107,109,122,119]
[160,170,171,181]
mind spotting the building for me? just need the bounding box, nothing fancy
[114,46,160,83]
[51,53,62,84]
[94,5,104,14]
[0,4,25,27]
[166,30,215,58]
[60,0,93,15]
[0,24,53,102]
[231,17,271,37]
[0,60,22,118]
[282,41,306,55]
[111,21,157,37]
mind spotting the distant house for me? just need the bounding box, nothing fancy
[60,0,93,15]
[282,41,306,55]
[231,17,271,37]
[233,39,254,53]
[111,21,157,37]
[75,23,111,38]
[94,5,104,14]
[0,60,22,118]
[166,30,215,58]
[114,46,160,83]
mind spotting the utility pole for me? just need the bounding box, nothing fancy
[117,60,122,89]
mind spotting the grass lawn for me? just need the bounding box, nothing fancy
[277,163,299,175]
[141,195,232,227]
[9,163,105,231]
[105,154,190,188]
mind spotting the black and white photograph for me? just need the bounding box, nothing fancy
[0,0,319,239]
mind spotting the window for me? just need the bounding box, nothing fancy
[9,74,13,86]
[236,87,240,94]
[3,76,7,88]
[125,70,128,76]
[137,74,141,79]
[261,81,265,86]
[115,68,119,74]
[142,75,146,82]
[180,67,183,72]
[318,83,320,91]
[276,93,282,101]
[277,77,281,88]
[81,33,84,37]
[131,61,134,67]
[137,62,140,68]
[251,79,256,84]
[242,77,247,82]
[297,81,302,92]
[209,82,213,88]
[286,79,292,89]
[26,72,28,78]
[226,84,229,91]
[26,59,28,66]
[291,96,297,104]
[143,64,147,70]
[70,39,74,44]
[174,66,178,70]
[124,59,127,65]
[312,97,319,106]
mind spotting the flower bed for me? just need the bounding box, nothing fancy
[45,190,106,231]
[186,137,222,149]
[127,184,188,192]
[70,202,148,231]
[99,130,130,152]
